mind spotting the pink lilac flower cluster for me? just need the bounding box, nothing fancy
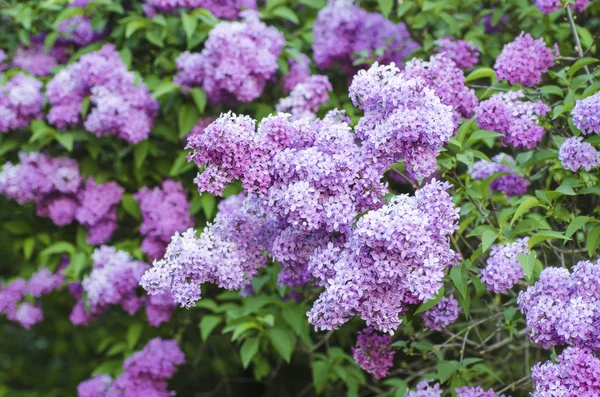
[312,0,419,74]
[46,44,159,143]
[531,347,600,396]
[77,338,185,397]
[534,0,591,14]
[434,37,480,69]
[352,327,395,379]
[276,75,332,120]
[494,33,557,87]
[0,267,64,329]
[420,294,460,331]
[404,381,506,397]
[143,0,257,20]
[174,11,284,104]
[350,62,455,179]
[559,136,600,172]
[0,73,45,133]
[572,91,600,135]
[475,91,550,148]
[518,260,600,350]
[481,238,529,293]
[403,53,478,128]
[471,154,529,197]
[0,152,123,244]
[135,179,194,260]
[70,246,176,326]
[283,53,311,93]
[12,36,70,77]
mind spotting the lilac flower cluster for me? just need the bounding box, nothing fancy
[475,91,550,148]
[534,0,591,14]
[404,381,506,397]
[403,53,478,128]
[494,33,557,87]
[455,386,507,397]
[572,91,600,135]
[559,136,600,172]
[70,246,176,326]
[143,0,257,20]
[47,44,159,143]
[275,75,332,120]
[0,152,123,244]
[0,267,64,329]
[283,53,311,93]
[58,16,103,46]
[0,73,45,133]
[518,260,600,350]
[531,347,600,396]
[471,154,529,196]
[352,327,395,379]
[174,11,284,103]
[135,179,194,260]
[312,0,419,73]
[350,63,455,179]
[12,37,70,77]
[77,338,185,397]
[481,238,529,293]
[420,294,460,331]
[434,37,480,69]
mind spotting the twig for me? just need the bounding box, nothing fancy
[566,7,592,76]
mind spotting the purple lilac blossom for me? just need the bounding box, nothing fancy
[572,91,600,135]
[12,37,70,77]
[481,238,529,293]
[58,16,103,46]
[471,154,529,197]
[404,381,442,397]
[145,292,178,327]
[46,44,159,143]
[352,327,395,379]
[531,347,600,396]
[559,136,600,172]
[75,179,124,245]
[0,73,45,133]
[455,386,506,397]
[518,260,600,350]
[174,11,284,103]
[275,75,332,120]
[534,0,591,13]
[283,53,311,93]
[135,179,194,260]
[77,338,185,397]
[313,0,419,74]
[494,32,557,87]
[350,62,455,179]
[475,91,550,148]
[143,0,257,20]
[403,53,478,128]
[434,37,480,69]
[420,294,460,331]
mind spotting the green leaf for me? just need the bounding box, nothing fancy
[53,7,86,27]
[190,88,207,114]
[133,141,150,171]
[3,220,32,235]
[528,231,570,248]
[125,19,147,38]
[465,67,495,83]
[169,152,194,177]
[467,130,503,145]
[586,225,600,257]
[299,0,326,9]
[565,216,590,238]
[44,32,58,53]
[450,266,468,299]
[378,0,393,18]
[518,252,536,281]
[540,85,564,97]
[568,57,598,77]
[481,230,498,252]
[178,104,199,138]
[121,194,141,221]
[56,133,75,152]
[22,237,35,259]
[127,324,143,349]
[200,315,222,341]
[267,328,296,363]
[510,197,542,226]
[40,241,76,257]
[181,12,197,41]
[414,287,445,315]
[152,80,180,99]
[437,360,460,383]
[240,337,260,369]
[311,361,330,393]
[271,6,299,24]
[473,363,503,383]
[282,304,306,336]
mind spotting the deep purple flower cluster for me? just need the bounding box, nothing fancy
[283,53,311,93]
[572,91,600,135]
[455,386,506,397]
[531,347,600,396]
[46,44,159,143]
[70,246,176,326]
[494,33,557,87]
[174,11,284,103]
[276,75,332,120]
[12,37,70,77]
[518,260,600,349]
[559,136,600,172]
[471,154,529,196]
[352,327,395,379]
[75,179,124,245]
[312,0,418,73]
[481,238,529,293]
[77,338,185,397]
[403,53,478,128]
[143,0,257,20]
[58,16,103,46]
[0,267,64,328]
[421,294,460,331]
[475,91,550,148]
[135,179,194,260]
[534,0,591,14]
[0,73,45,133]
[404,381,506,397]
[434,37,480,69]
